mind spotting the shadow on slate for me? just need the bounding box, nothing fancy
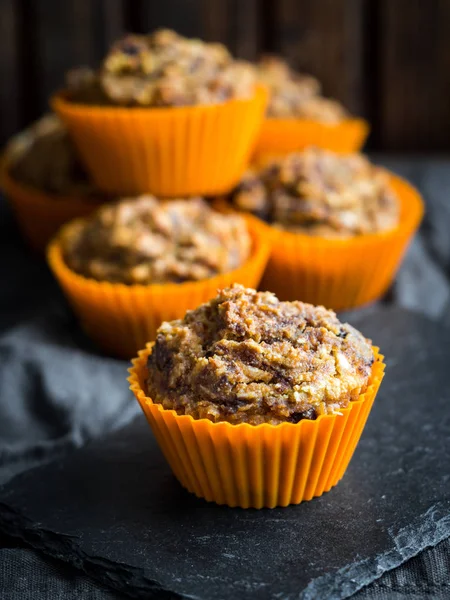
[0,306,449,600]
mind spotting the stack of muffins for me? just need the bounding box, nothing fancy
[1,29,424,508]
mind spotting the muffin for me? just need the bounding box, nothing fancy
[52,29,267,196]
[130,285,385,508]
[225,148,424,309]
[70,30,255,107]
[254,56,368,159]
[63,196,251,284]
[231,147,400,237]
[0,115,104,251]
[8,115,96,196]
[257,56,345,122]
[148,285,375,424]
[48,197,270,358]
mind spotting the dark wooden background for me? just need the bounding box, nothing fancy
[1,0,450,152]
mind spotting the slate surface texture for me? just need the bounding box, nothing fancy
[1,307,449,600]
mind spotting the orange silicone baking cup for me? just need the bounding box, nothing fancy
[129,344,385,509]
[47,216,270,359]
[0,161,99,253]
[52,86,268,197]
[254,117,369,163]
[224,173,423,310]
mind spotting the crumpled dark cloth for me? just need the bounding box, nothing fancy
[0,308,139,485]
[1,537,448,600]
[354,537,450,600]
[0,156,449,599]
[0,202,140,486]
[0,546,124,600]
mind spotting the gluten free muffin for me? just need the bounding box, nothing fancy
[130,285,385,508]
[147,285,374,425]
[223,148,423,310]
[48,200,269,358]
[70,29,256,107]
[257,56,346,123]
[62,197,250,285]
[7,115,97,197]
[0,115,103,252]
[254,56,368,158]
[230,147,400,237]
[53,29,267,196]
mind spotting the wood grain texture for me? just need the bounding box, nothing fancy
[32,0,98,112]
[201,0,260,60]
[99,0,125,48]
[135,0,260,60]
[202,0,230,44]
[271,0,365,115]
[1,0,450,151]
[136,0,203,37]
[0,0,20,145]
[232,0,260,60]
[378,0,450,151]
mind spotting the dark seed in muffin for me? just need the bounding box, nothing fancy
[289,407,317,423]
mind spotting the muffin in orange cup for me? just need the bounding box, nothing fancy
[226,148,424,310]
[129,285,385,509]
[253,56,368,162]
[0,115,106,252]
[48,197,270,359]
[52,30,267,197]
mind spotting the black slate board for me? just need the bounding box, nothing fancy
[0,306,449,600]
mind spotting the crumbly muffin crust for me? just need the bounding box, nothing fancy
[7,115,98,197]
[147,285,375,425]
[230,148,400,236]
[62,197,251,285]
[256,56,347,122]
[69,29,256,107]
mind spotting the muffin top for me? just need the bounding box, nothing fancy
[256,56,347,122]
[230,147,400,236]
[62,197,251,285]
[147,285,375,425]
[69,29,256,107]
[7,115,98,197]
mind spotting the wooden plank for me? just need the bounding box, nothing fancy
[90,0,126,63]
[271,0,365,115]
[98,0,125,49]
[202,0,230,45]
[32,0,126,112]
[378,0,450,151]
[5,0,450,152]
[136,0,203,38]
[0,0,21,144]
[233,0,260,60]
[137,0,260,60]
[32,0,95,113]
[202,0,260,60]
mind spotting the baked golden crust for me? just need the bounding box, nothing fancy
[256,56,347,122]
[62,197,251,285]
[147,285,374,425]
[7,115,97,197]
[69,29,256,107]
[230,148,400,236]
